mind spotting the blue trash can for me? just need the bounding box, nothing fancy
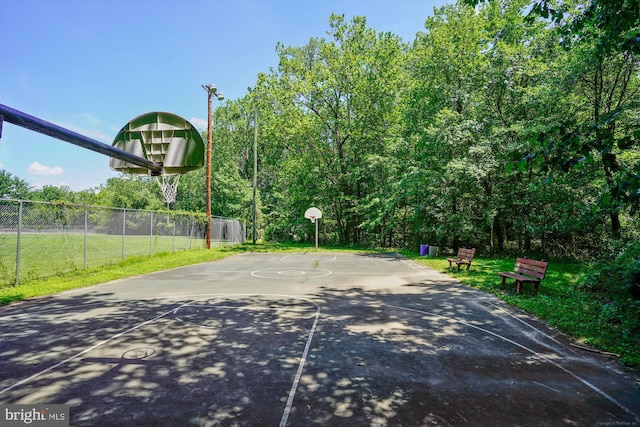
[419,244,428,256]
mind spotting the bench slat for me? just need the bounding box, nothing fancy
[446,248,476,271]
[514,257,548,280]
[498,257,548,295]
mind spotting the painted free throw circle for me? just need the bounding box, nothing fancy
[252,268,331,279]
[278,270,306,276]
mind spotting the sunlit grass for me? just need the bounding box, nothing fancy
[0,232,205,286]
[0,247,232,306]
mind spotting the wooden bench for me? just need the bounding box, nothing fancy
[498,257,548,295]
[446,248,476,271]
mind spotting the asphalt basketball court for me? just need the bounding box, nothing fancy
[0,252,638,426]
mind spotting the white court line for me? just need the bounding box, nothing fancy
[251,268,332,279]
[485,301,579,354]
[279,308,320,427]
[181,304,316,313]
[383,303,639,420]
[0,300,200,395]
[172,293,322,426]
[1,291,323,427]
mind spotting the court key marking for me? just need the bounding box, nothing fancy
[251,268,332,279]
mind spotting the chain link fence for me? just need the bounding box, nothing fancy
[0,199,245,286]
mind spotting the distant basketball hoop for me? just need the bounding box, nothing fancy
[305,207,322,221]
[304,207,322,250]
[110,112,205,206]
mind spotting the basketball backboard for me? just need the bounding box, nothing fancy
[110,112,205,206]
[110,111,205,176]
[305,207,322,223]
[304,207,322,251]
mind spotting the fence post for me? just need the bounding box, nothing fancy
[15,200,23,286]
[84,205,88,270]
[122,208,126,261]
[149,210,153,256]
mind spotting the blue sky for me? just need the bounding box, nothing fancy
[0,0,450,191]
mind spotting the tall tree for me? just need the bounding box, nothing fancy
[0,170,32,199]
[404,3,491,250]
[259,14,407,244]
[32,185,76,202]
[526,0,640,236]
[95,175,164,210]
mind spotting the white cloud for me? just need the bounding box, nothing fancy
[77,113,101,126]
[27,161,64,176]
[190,117,207,130]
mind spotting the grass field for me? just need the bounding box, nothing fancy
[0,232,204,286]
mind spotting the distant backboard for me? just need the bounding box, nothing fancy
[110,112,205,176]
[305,207,322,222]
[305,207,322,250]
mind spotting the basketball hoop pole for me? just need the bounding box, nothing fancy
[202,84,224,249]
[315,218,319,251]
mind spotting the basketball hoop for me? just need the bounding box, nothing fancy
[304,207,322,251]
[110,112,205,209]
[156,174,180,206]
[110,112,205,176]
[304,207,322,222]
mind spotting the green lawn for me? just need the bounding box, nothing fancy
[0,247,236,305]
[0,232,204,286]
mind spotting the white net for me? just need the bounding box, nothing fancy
[156,174,180,205]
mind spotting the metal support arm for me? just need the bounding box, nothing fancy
[0,103,162,174]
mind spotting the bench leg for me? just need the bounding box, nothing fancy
[500,276,506,287]
[516,280,523,295]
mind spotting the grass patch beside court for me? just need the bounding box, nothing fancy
[406,252,640,370]
[0,247,234,306]
[0,233,203,286]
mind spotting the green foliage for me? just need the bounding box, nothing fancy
[252,14,408,245]
[95,175,165,210]
[579,240,640,299]
[32,185,76,202]
[0,169,32,199]
[3,3,639,262]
